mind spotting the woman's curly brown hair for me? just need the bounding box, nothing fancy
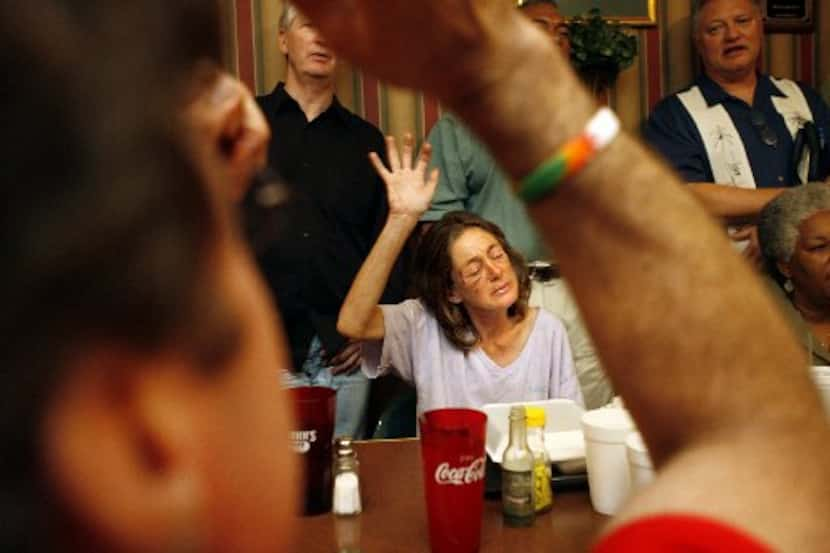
[413,211,530,351]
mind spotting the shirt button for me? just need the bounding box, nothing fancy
[778,176,784,182]
[302,232,310,238]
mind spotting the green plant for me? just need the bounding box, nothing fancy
[568,8,638,92]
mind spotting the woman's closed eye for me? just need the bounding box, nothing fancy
[488,246,506,260]
[463,261,483,280]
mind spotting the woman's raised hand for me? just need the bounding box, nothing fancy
[369,133,440,218]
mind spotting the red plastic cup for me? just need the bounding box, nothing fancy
[419,408,488,553]
[290,386,336,516]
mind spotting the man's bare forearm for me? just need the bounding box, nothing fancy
[445,31,829,546]
[445,15,820,462]
[286,2,830,546]
[445,21,594,178]
[687,183,785,220]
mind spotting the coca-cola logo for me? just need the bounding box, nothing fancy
[434,456,486,486]
[291,430,317,454]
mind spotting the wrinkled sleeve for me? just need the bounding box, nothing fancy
[531,281,611,408]
[361,299,424,383]
[421,116,470,222]
[643,97,713,183]
[547,313,583,407]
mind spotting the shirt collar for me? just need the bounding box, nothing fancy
[696,72,785,107]
[270,82,351,125]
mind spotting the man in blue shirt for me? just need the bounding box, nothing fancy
[644,0,830,263]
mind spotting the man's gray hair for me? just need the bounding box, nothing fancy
[518,0,559,10]
[692,0,761,35]
[758,184,830,266]
[279,2,298,31]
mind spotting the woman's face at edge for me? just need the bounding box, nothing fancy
[785,210,830,308]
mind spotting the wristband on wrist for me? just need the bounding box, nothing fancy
[519,107,620,203]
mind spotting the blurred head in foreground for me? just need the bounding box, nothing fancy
[0,1,296,551]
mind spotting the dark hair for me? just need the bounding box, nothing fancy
[0,2,238,550]
[413,212,530,351]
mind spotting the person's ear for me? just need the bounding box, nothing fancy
[278,28,289,57]
[42,347,209,552]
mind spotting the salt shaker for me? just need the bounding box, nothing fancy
[332,436,362,516]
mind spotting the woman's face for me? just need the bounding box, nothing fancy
[448,227,519,313]
[784,210,830,307]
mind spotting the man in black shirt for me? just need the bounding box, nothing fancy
[249,2,406,438]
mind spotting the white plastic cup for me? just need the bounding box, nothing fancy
[810,366,830,417]
[581,407,634,515]
[625,432,654,491]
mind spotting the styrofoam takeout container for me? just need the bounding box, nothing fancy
[481,399,585,464]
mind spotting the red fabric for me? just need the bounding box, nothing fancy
[592,514,773,553]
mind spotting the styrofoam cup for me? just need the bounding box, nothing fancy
[581,408,634,515]
[625,432,654,491]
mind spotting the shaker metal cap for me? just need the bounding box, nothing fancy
[334,436,355,457]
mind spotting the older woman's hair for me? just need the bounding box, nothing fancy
[413,211,531,351]
[758,184,830,274]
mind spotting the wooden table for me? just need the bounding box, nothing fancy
[290,438,608,552]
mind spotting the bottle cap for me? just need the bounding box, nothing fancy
[509,405,526,421]
[525,406,546,428]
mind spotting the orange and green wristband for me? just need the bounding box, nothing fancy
[519,107,621,203]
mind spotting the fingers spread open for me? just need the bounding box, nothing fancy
[426,167,440,196]
[386,135,401,171]
[414,141,433,175]
[368,151,391,180]
[401,132,414,170]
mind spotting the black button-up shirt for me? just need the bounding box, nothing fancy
[247,83,407,370]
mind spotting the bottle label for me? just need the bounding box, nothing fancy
[533,462,553,512]
[502,469,534,521]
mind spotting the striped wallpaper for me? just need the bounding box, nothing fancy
[227,1,830,139]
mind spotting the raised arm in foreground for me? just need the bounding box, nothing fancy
[337,134,438,340]
[296,1,830,550]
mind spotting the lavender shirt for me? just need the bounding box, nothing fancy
[362,299,583,416]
